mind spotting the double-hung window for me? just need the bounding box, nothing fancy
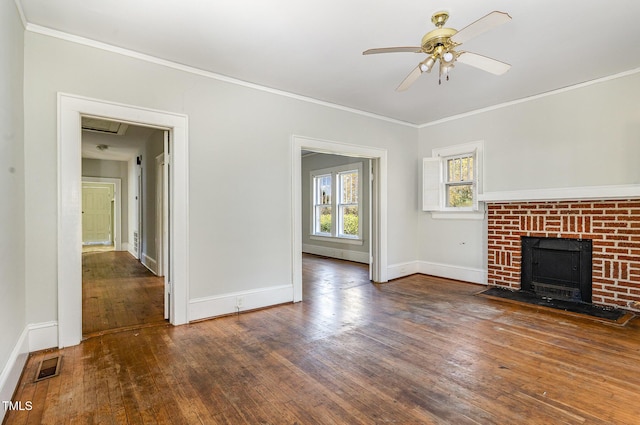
[423,141,484,219]
[311,163,362,240]
[444,154,474,208]
[313,174,332,235]
[337,170,359,237]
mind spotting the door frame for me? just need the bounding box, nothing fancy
[82,177,122,251]
[292,135,388,302]
[58,93,189,348]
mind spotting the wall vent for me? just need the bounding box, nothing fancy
[133,230,139,254]
[34,356,62,382]
[82,117,128,135]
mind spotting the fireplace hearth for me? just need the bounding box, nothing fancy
[521,237,592,303]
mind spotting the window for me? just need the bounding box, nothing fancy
[445,154,474,208]
[313,174,332,234]
[423,141,484,219]
[311,163,362,240]
[337,170,359,237]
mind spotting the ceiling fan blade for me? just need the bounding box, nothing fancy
[450,11,511,45]
[396,66,423,91]
[456,51,511,75]
[363,47,422,55]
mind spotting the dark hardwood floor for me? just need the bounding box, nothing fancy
[82,251,166,336]
[5,254,640,424]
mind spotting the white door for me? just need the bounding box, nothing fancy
[82,183,114,245]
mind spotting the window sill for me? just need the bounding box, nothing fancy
[430,211,485,220]
[310,235,364,245]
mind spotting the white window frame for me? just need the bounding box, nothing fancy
[423,141,485,220]
[310,163,363,242]
[312,173,333,236]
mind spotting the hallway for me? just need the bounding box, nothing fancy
[82,251,166,337]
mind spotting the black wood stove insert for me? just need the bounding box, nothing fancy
[521,236,592,303]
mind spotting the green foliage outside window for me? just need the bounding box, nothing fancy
[342,214,359,235]
[447,185,473,207]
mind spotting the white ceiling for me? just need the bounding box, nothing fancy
[82,123,157,161]
[18,0,640,125]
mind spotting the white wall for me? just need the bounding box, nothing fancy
[22,31,418,324]
[417,72,640,278]
[0,0,26,415]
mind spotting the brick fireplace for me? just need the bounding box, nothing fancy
[487,199,640,311]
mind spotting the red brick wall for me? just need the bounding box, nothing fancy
[487,199,640,311]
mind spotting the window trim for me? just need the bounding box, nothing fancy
[310,162,363,240]
[423,141,484,219]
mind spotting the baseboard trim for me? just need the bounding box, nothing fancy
[141,253,158,275]
[418,261,487,285]
[303,244,369,264]
[128,247,138,259]
[188,285,294,322]
[0,321,59,419]
[387,261,419,280]
[0,327,29,421]
[28,321,59,352]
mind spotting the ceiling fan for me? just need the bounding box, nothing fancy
[363,10,512,91]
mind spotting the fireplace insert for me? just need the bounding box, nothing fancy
[521,237,592,303]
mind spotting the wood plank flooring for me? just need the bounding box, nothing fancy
[6,254,640,424]
[82,251,166,336]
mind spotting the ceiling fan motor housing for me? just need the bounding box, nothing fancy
[420,27,458,55]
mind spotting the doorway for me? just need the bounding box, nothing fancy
[58,93,189,348]
[301,151,372,279]
[81,121,168,336]
[292,135,388,303]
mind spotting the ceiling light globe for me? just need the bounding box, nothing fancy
[420,57,436,73]
[442,51,454,62]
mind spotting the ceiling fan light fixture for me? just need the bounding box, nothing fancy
[363,10,512,90]
[420,56,436,73]
[442,51,454,63]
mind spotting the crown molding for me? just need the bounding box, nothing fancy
[13,0,27,28]
[420,67,640,128]
[22,21,640,130]
[25,23,418,129]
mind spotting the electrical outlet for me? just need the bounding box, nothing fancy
[236,296,244,309]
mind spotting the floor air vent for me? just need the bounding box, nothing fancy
[34,356,61,382]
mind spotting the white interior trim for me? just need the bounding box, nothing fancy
[189,285,293,322]
[28,321,59,352]
[58,93,189,348]
[22,22,640,129]
[292,135,388,302]
[302,244,370,264]
[479,184,640,203]
[11,0,27,29]
[386,261,419,281]
[417,261,487,285]
[27,24,414,128]
[0,327,29,422]
[420,67,640,128]
[81,177,122,251]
